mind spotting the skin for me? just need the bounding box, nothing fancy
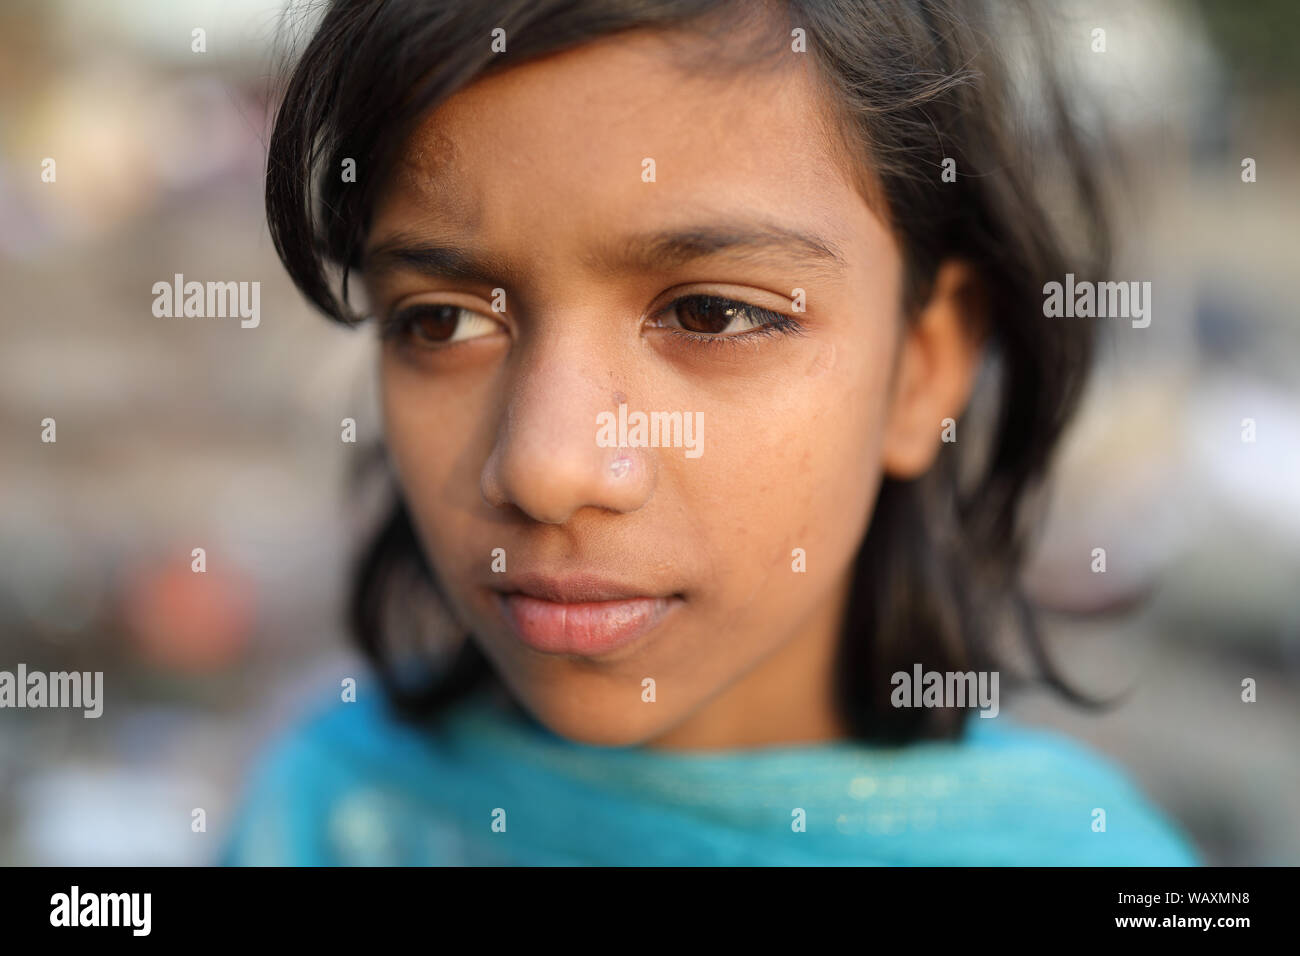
[360,26,984,750]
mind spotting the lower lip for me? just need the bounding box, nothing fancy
[497,593,678,656]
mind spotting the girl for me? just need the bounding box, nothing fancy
[223,0,1199,865]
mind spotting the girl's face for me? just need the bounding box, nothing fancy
[362,28,980,749]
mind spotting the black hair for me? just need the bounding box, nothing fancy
[266,0,1112,743]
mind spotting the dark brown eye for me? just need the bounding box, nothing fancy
[383,303,501,349]
[673,295,737,334]
[407,304,462,343]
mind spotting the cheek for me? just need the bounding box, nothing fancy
[787,347,887,564]
[681,336,892,612]
[378,361,482,571]
[379,363,439,494]
[799,362,889,579]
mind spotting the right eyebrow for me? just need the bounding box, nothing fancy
[361,237,519,286]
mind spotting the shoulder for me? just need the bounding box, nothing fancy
[218,687,471,866]
[944,714,1201,865]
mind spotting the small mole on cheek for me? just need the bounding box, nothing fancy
[613,390,628,405]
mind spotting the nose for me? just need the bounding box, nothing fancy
[480,341,656,525]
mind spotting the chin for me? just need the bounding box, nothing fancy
[510,684,683,748]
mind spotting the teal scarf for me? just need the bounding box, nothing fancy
[221,685,1199,865]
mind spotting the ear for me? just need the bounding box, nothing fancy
[880,260,988,479]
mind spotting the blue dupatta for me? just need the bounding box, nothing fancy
[220,685,1199,866]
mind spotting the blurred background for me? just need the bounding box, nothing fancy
[0,0,1296,865]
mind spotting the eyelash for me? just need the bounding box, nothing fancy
[654,294,805,348]
[379,294,805,350]
[378,305,473,346]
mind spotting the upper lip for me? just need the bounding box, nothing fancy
[494,571,674,604]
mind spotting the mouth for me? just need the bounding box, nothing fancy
[492,573,683,657]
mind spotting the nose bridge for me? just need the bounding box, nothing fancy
[481,318,656,524]
[511,330,607,456]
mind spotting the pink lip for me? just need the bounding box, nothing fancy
[493,575,680,656]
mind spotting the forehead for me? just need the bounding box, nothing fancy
[373,26,871,262]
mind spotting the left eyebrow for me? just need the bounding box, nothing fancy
[583,220,848,280]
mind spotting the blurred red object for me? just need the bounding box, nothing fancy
[119,557,255,672]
